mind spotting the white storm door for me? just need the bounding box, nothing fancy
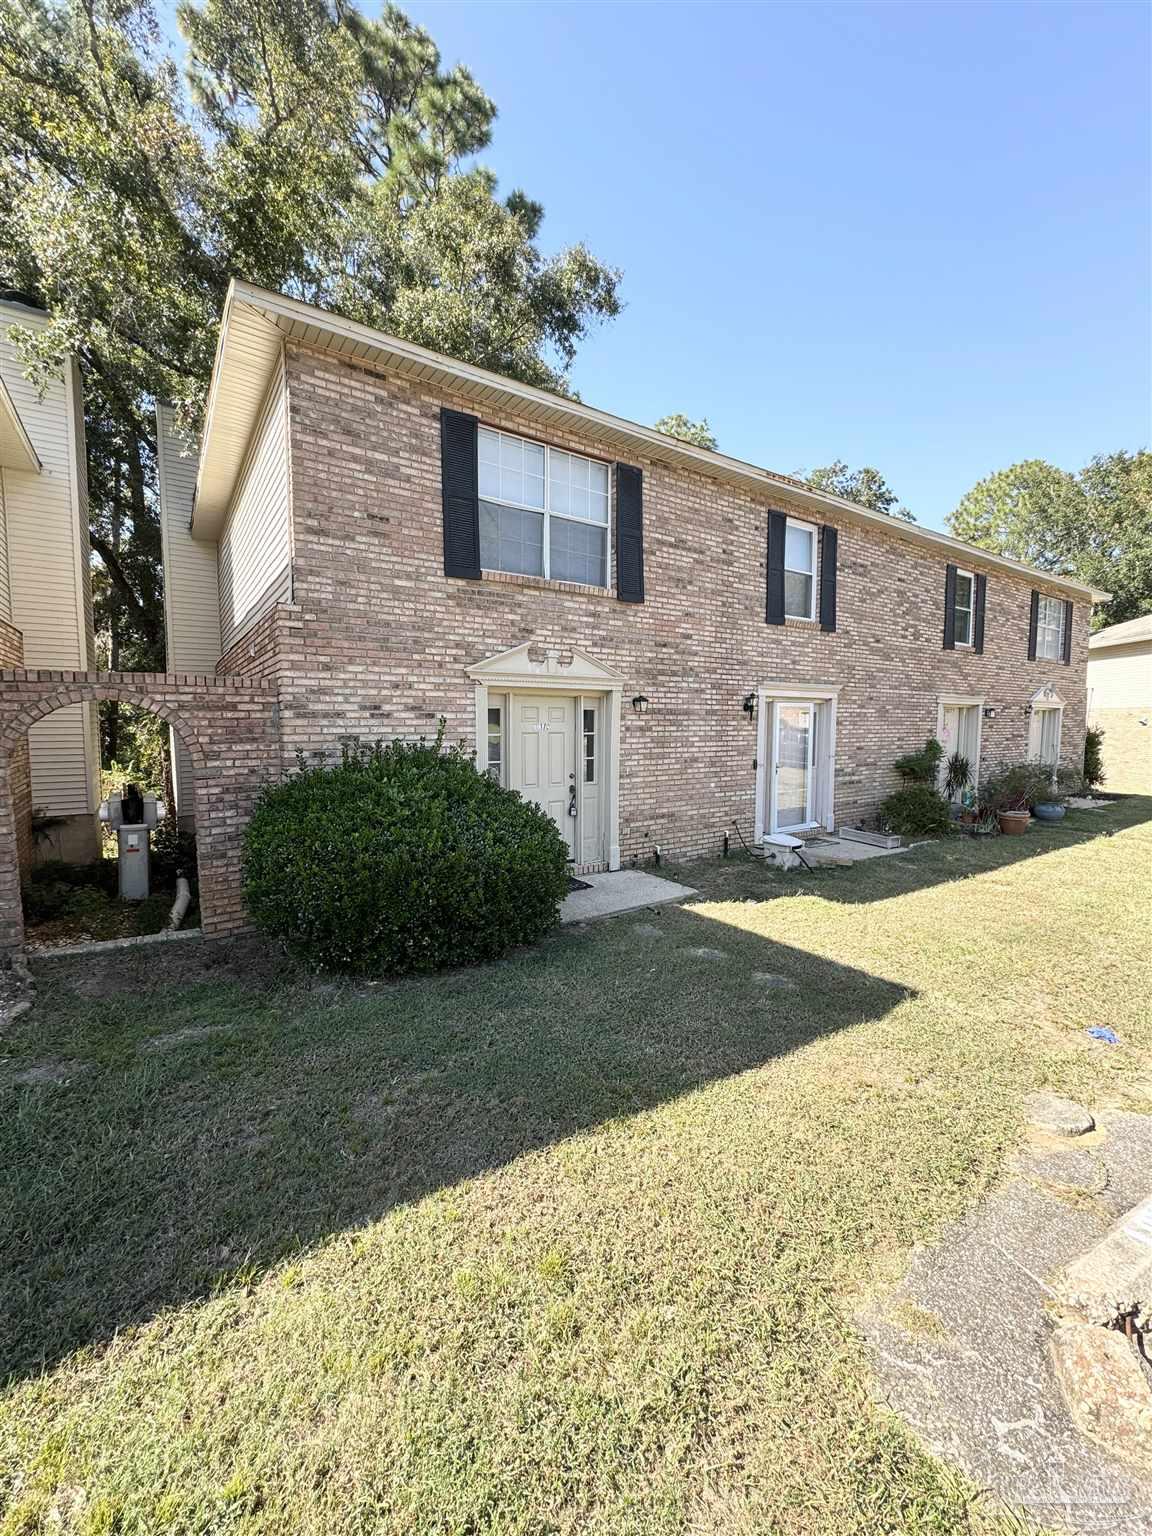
[772,702,815,832]
[513,695,577,859]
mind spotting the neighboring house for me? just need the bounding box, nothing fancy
[155,280,1104,873]
[1087,615,1152,794]
[0,292,100,866]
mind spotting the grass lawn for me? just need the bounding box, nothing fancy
[1,799,1150,1535]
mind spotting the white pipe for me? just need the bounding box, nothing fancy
[167,876,192,931]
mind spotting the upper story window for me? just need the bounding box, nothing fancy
[1035,595,1066,660]
[784,518,816,620]
[953,569,974,646]
[478,427,610,588]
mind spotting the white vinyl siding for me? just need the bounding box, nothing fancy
[0,306,99,815]
[158,404,221,815]
[218,365,291,651]
[0,471,11,624]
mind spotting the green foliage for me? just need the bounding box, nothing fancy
[243,731,570,974]
[653,414,717,451]
[947,452,1152,630]
[944,753,971,799]
[150,814,198,885]
[878,784,953,837]
[894,737,944,784]
[978,763,1053,814]
[1083,726,1106,791]
[803,460,915,521]
[0,0,622,670]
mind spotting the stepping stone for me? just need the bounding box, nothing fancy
[686,947,727,960]
[1050,1324,1152,1472]
[752,972,796,990]
[1021,1149,1107,1193]
[632,923,665,939]
[139,1024,235,1054]
[5,1062,83,1087]
[1026,1092,1094,1137]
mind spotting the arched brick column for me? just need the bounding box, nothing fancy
[0,670,281,954]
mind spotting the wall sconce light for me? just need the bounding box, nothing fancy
[742,692,757,722]
[983,706,998,720]
[631,694,649,714]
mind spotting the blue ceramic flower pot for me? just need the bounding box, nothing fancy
[1033,802,1066,822]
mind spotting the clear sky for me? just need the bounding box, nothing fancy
[394,0,1150,530]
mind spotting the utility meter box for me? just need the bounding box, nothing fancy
[98,784,166,901]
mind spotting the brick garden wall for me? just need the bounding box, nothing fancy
[0,670,280,953]
[0,622,33,878]
[267,343,1090,863]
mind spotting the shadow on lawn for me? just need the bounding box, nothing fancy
[1,795,1144,1384]
[3,902,914,1384]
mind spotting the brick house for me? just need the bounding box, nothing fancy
[155,279,1101,873]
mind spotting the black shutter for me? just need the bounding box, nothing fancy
[615,463,644,603]
[1027,589,1040,660]
[943,564,957,649]
[1061,599,1073,664]
[818,525,838,633]
[973,574,987,655]
[766,511,786,625]
[440,408,480,579]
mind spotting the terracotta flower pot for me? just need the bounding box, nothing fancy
[997,809,1030,835]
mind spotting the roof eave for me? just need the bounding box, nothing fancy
[0,373,41,473]
[192,281,1109,603]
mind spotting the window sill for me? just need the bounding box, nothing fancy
[480,569,616,600]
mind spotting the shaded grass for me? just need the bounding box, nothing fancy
[0,801,1149,1534]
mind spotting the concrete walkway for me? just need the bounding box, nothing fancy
[559,869,698,923]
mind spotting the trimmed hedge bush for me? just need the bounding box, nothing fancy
[243,733,571,974]
[878,783,953,837]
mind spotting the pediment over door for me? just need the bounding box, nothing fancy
[467,642,625,690]
[1029,684,1064,707]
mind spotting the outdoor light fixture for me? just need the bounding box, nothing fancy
[984,706,998,720]
[631,694,649,714]
[742,692,757,721]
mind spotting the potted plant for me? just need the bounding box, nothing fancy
[944,752,972,820]
[1033,767,1078,822]
[978,763,1045,835]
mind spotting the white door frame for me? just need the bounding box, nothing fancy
[754,681,840,843]
[771,700,816,832]
[467,643,624,870]
[935,694,984,796]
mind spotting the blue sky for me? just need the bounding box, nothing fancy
[395,0,1149,529]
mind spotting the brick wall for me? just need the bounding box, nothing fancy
[268,343,1090,863]
[0,621,33,877]
[0,671,280,953]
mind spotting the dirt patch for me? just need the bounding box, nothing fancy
[31,932,298,999]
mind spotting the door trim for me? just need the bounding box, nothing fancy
[468,642,624,870]
[935,694,984,795]
[754,682,839,843]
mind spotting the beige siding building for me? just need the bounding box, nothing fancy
[1087,615,1152,794]
[0,295,100,861]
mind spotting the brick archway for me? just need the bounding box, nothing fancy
[0,670,281,953]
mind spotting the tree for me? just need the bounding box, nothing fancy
[653,414,717,451]
[947,453,1151,628]
[803,461,915,521]
[0,0,621,698]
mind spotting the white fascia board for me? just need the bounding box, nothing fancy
[194,279,1110,602]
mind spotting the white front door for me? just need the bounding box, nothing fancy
[512,694,577,860]
[938,702,981,800]
[772,702,816,832]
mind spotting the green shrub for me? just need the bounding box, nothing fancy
[878,783,953,837]
[978,763,1052,813]
[242,731,571,974]
[1083,727,1106,791]
[894,738,945,784]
